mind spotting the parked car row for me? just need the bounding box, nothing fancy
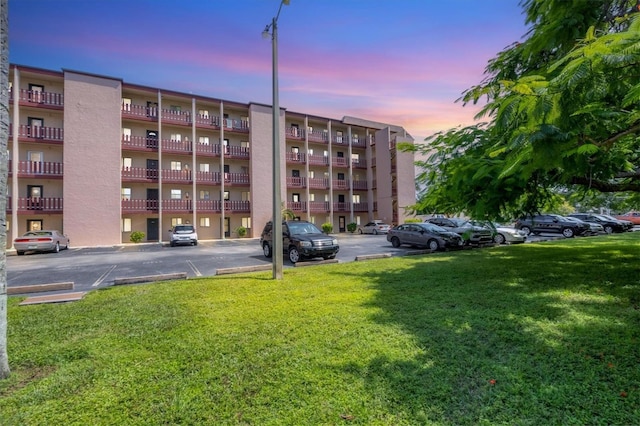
[515,213,634,237]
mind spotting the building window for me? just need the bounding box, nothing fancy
[198,109,209,118]
[122,157,132,170]
[241,141,249,148]
[170,105,181,112]
[223,191,230,200]
[309,193,315,202]
[122,218,132,232]
[122,98,132,110]
[200,217,211,227]
[199,136,210,145]
[292,193,300,202]
[356,216,361,225]
[338,173,345,180]
[310,216,316,225]
[309,170,315,178]
[242,217,251,229]
[353,194,361,203]
[170,133,182,142]
[122,128,131,141]
[171,218,183,227]
[200,190,210,200]
[336,131,343,143]
[121,188,131,201]
[241,191,250,201]
[171,189,182,199]
[199,163,209,172]
[170,161,181,171]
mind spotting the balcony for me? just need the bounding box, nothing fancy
[10,161,63,178]
[121,103,158,121]
[285,127,305,140]
[309,201,330,212]
[333,202,350,212]
[10,124,64,144]
[224,173,250,186]
[332,157,349,168]
[122,135,158,151]
[224,145,250,159]
[196,171,222,185]
[286,176,306,188]
[122,167,158,182]
[194,114,221,129]
[308,129,329,144]
[286,152,305,164]
[161,109,191,126]
[222,118,249,133]
[351,136,367,147]
[352,158,367,168]
[353,202,369,212]
[195,142,221,157]
[308,178,329,189]
[287,201,307,211]
[332,179,349,190]
[121,199,250,213]
[8,197,63,213]
[161,169,192,183]
[308,155,329,166]
[352,180,368,190]
[162,138,192,155]
[13,88,64,109]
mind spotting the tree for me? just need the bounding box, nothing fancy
[0,0,10,379]
[408,0,640,220]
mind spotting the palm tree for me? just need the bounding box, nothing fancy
[0,0,10,379]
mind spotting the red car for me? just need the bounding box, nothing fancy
[614,211,640,225]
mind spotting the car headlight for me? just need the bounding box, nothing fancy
[299,241,312,248]
[332,238,338,245]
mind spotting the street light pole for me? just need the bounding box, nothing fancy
[264,0,289,280]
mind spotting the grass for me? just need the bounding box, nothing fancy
[1,233,640,425]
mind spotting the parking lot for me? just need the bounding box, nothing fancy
[6,229,631,298]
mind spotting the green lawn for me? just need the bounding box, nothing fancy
[2,233,639,425]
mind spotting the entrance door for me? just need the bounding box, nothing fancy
[339,216,346,232]
[146,159,158,179]
[146,130,158,149]
[224,217,230,238]
[27,185,43,210]
[146,218,158,241]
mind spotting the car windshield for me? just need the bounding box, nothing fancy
[287,222,322,235]
[174,226,194,233]
[418,223,447,233]
[449,218,469,227]
[25,231,52,236]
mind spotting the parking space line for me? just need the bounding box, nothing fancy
[93,265,117,287]
[187,260,202,277]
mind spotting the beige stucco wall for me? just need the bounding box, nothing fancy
[248,103,285,236]
[63,71,123,246]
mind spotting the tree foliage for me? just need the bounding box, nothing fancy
[409,0,640,220]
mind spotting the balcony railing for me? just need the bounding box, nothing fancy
[333,202,350,211]
[195,143,221,156]
[225,173,250,185]
[332,157,348,168]
[162,139,192,154]
[332,179,349,190]
[196,171,222,184]
[161,169,192,183]
[121,103,158,119]
[287,201,307,211]
[309,201,330,212]
[161,109,191,125]
[122,135,158,150]
[308,129,329,144]
[11,197,63,213]
[352,158,366,168]
[122,199,159,212]
[308,178,329,189]
[12,161,63,178]
[10,124,64,143]
[353,202,369,212]
[222,118,249,133]
[286,176,306,188]
[14,89,64,107]
[308,155,329,166]
[285,127,305,139]
[194,114,221,128]
[224,145,250,159]
[122,167,158,181]
[122,199,250,213]
[286,152,305,163]
[352,180,367,190]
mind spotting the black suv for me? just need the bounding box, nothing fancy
[568,213,628,234]
[514,214,588,238]
[260,220,339,264]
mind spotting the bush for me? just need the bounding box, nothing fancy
[404,218,422,223]
[321,222,333,234]
[236,226,247,238]
[129,231,145,243]
[346,222,358,233]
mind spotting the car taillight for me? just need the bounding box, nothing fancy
[15,237,52,242]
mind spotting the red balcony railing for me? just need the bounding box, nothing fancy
[222,118,249,133]
[10,124,64,143]
[194,114,221,129]
[161,169,192,183]
[353,202,369,212]
[195,143,221,156]
[122,135,158,150]
[332,157,348,168]
[352,158,367,168]
[332,179,349,190]
[121,103,158,119]
[309,201,330,212]
[286,152,305,163]
[225,173,250,185]
[285,127,305,139]
[308,129,329,143]
[286,176,306,188]
[333,202,350,211]
[122,167,158,181]
[352,180,368,190]
[196,171,222,184]
[122,199,159,212]
[161,139,192,154]
[308,178,329,189]
[161,109,191,125]
[14,197,63,213]
[308,155,329,166]
[224,200,251,212]
[287,201,307,211]
[224,145,250,159]
[16,89,64,107]
[14,161,63,178]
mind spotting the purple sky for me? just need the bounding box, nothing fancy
[9,0,527,141]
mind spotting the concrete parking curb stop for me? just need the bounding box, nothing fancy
[19,292,87,306]
[8,282,74,295]
[216,265,272,275]
[113,273,188,285]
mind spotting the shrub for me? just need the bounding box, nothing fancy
[346,222,358,233]
[236,226,247,238]
[321,222,333,234]
[404,218,422,223]
[130,231,145,243]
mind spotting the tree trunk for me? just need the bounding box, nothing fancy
[0,0,10,380]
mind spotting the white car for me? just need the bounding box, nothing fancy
[492,223,527,244]
[169,224,198,246]
[358,221,391,235]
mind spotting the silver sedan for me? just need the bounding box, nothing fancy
[14,230,70,255]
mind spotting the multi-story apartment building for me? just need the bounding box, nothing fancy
[7,65,416,248]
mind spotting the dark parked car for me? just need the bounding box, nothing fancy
[260,220,339,264]
[514,214,588,238]
[598,214,634,231]
[568,213,628,234]
[387,222,464,251]
[424,217,493,245]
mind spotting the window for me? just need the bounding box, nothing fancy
[324,194,329,202]
[171,189,182,199]
[308,148,314,156]
[170,161,182,171]
[309,170,315,178]
[223,191,230,200]
[353,194,361,203]
[309,193,315,202]
[323,150,329,157]
[356,216,361,225]
[199,163,209,172]
[292,170,300,177]
[336,131,343,143]
[292,193,300,202]
[338,173,345,180]
[28,219,43,231]
[292,124,299,136]
[291,146,299,153]
[122,218,132,232]
[241,191,250,201]
[198,109,209,118]
[121,188,131,201]
[338,194,345,203]
[122,98,132,110]
[170,133,181,142]
[241,141,249,148]
[122,128,131,141]
[171,217,183,227]
[353,133,359,143]
[27,151,43,164]
[199,190,210,200]
[200,217,211,227]
[242,217,251,229]
[310,216,316,225]
[199,136,210,145]
[122,157,132,170]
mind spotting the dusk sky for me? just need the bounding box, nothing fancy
[9,0,528,142]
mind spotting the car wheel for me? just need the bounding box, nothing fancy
[520,226,531,236]
[562,227,575,238]
[323,254,336,260]
[493,233,506,245]
[193,241,198,246]
[53,242,60,253]
[64,241,70,250]
[358,229,363,234]
[391,237,401,248]
[170,241,176,247]
[262,243,272,258]
[427,239,439,251]
[288,246,301,264]
[17,251,24,256]
[604,226,613,234]
[373,229,378,235]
